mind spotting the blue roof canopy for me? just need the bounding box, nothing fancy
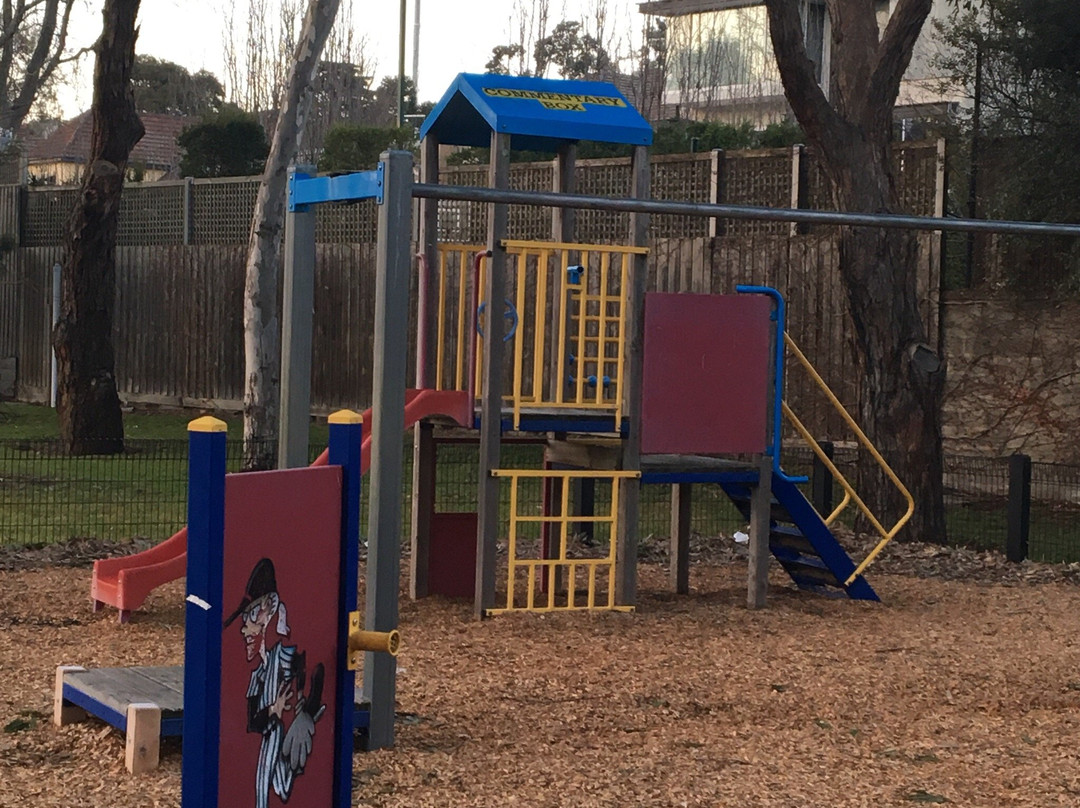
[419,73,653,152]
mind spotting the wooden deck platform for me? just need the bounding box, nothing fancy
[54,664,373,774]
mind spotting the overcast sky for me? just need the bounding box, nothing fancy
[57,0,644,116]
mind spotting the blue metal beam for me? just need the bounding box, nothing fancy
[289,165,384,211]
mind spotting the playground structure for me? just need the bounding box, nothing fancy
[82,72,921,754]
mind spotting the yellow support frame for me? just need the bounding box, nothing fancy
[486,469,640,616]
[783,333,915,584]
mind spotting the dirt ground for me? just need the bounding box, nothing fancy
[3,546,1080,807]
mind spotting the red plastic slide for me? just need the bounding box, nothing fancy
[91,389,472,622]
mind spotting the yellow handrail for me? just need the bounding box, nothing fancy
[783,333,915,585]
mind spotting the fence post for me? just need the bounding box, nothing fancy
[811,440,834,516]
[182,177,193,245]
[1006,453,1031,562]
[789,144,808,236]
[708,148,725,238]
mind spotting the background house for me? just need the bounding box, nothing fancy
[25,112,193,185]
[638,0,962,131]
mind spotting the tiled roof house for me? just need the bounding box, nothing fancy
[26,111,194,185]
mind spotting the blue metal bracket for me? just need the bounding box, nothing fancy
[736,284,807,485]
[288,163,385,212]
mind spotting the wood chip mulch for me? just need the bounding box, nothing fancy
[3,537,1080,807]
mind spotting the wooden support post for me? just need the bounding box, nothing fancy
[748,455,772,609]
[1006,453,1031,563]
[124,702,161,774]
[410,136,441,600]
[409,422,436,599]
[616,145,650,607]
[278,166,318,469]
[475,131,511,619]
[670,483,692,594]
[365,150,413,749]
[52,665,86,726]
[574,476,595,544]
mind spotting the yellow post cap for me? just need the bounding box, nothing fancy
[328,409,364,424]
[188,416,228,433]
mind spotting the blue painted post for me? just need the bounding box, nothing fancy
[328,409,363,808]
[181,416,228,808]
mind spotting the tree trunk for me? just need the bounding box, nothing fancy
[829,136,947,543]
[242,0,342,470]
[52,0,143,456]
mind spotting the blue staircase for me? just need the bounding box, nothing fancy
[719,475,879,601]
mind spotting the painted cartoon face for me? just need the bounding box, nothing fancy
[240,594,275,661]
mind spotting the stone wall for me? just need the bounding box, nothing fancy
[943,291,1080,464]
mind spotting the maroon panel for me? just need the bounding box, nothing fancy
[219,466,342,808]
[641,293,772,455]
[428,512,478,599]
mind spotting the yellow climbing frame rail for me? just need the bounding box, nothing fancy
[431,241,647,429]
[783,333,915,585]
[486,469,640,615]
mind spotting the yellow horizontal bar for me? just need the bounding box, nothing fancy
[491,469,641,479]
[512,515,615,524]
[486,606,635,615]
[502,239,648,256]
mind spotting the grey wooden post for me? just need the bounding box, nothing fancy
[670,482,692,594]
[278,165,317,469]
[364,150,413,749]
[748,455,772,609]
[410,135,440,599]
[475,131,511,620]
[615,144,650,607]
[1006,453,1031,563]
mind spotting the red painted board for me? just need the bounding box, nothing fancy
[641,293,772,455]
[219,466,342,808]
[428,512,478,599]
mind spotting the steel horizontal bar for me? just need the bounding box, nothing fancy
[412,183,1080,239]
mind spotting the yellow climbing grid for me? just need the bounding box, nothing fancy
[486,469,640,615]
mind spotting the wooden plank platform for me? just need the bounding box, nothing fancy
[55,664,375,773]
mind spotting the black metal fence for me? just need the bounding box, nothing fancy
[1,437,1075,564]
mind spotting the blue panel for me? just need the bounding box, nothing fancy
[289,165,384,211]
[161,715,184,737]
[181,428,227,808]
[420,73,653,151]
[329,418,363,808]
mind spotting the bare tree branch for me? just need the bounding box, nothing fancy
[866,0,933,128]
[763,0,842,142]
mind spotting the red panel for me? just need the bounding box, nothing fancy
[219,466,342,808]
[428,512,478,599]
[641,293,772,455]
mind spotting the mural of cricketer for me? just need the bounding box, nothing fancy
[224,558,326,808]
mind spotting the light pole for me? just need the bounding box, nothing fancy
[397,0,407,127]
[412,0,421,87]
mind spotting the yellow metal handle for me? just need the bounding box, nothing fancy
[347,611,400,670]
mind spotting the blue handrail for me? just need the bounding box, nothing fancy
[735,284,807,485]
